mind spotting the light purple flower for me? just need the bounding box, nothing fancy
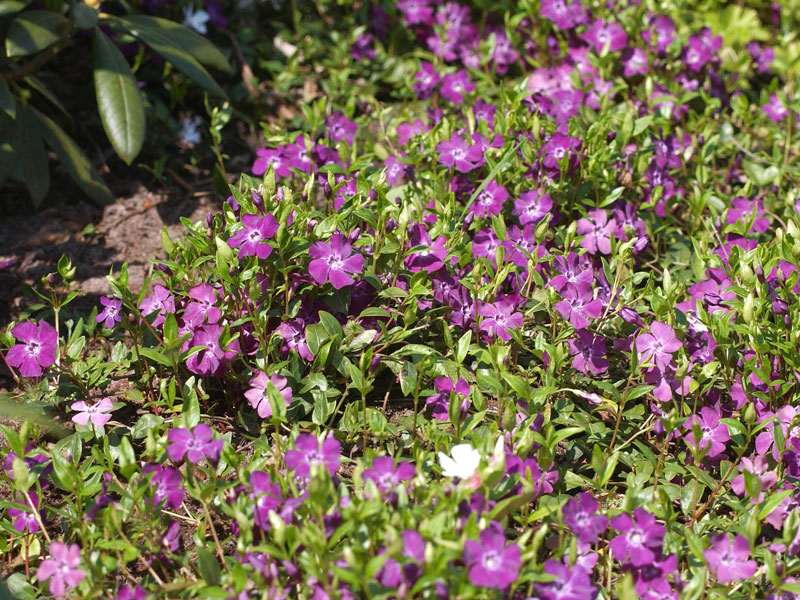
[186,324,232,377]
[139,284,175,328]
[577,209,615,255]
[730,456,778,502]
[622,47,649,77]
[285,433,341,478]
[327,111,357,145]
[384,156,408,186]
[514,190,553,225]
[363,456,415,492]
[249,471,283,531]
[228,214,279,259]
[583,19,628,53]
[540,0,586,29]
[413,62,440,99]
[437,134,483,173]
[555,282,603,329]
[277,319,314,361]
[684,406,730,458]
[9,492,41,534]
[478,297,524,342]
[166,423,223,465]
[183,283,222,326]
[71,397,114,427]
[636,322,681,370]
[96,296,123,329]
[143,463,184,509]
[397,0,433,26]
[704,534,757,583]
[471,179,509,218]
[763,94,788,122]
[440,69,475,104]
[6,320,58,378]
[252,147,291,179]
[245,371,292,419]
[463,521,521,589]
[308,232,364,289]
[37,542,85,598]
[426,376,471,421]
[535,560,598,600]
[405,224,448,273]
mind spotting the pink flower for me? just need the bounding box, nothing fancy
[636,321,682,370]
[245,371,293,419]
[463,522,521,589]
[70,397,114,427]
[308,232,364,289]
[37,542,85,597]
[437,134,483,173]
[704,534,757,583]
[6,321,58,378]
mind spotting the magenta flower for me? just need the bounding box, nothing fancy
[363,456,415,492]
[6,320,58,378]
[249,471,283,531]
[413,61,440,99]
[540,0,586,29]
[577,209,615,255]
[37,542,85,598]
[116,585,147,600]
[583,19,628,53]
[285,433,341,478]
[555,282,603,329]
[471,179,509,218]
[514,190,553,225]
[405,224,448,273]
[228,214,279,259]
[277,319,314,361]
[252,147,291,179]
[397,0,433,25]
[139,284,175,328]
[684,406,730,458]
[183,283,222,326]
[143,463,184,509]
[535,560,597,600]
[70,397,114,427]
[478,297,524,342]
[463,521,521,589]
[622,47,649,77]
[609,508,665,567]
[384,156,408,186]
[568,330,609,375]
[730,456,778,502]
[245,371,293,419]
[704,534,757,583]
[186,324,233,377]
[763,94,788,122]
[440,69,475,104]
[426,376,471,422]
[96,296,123,329]
[166,423,223,465]
[9,492,41,534]
[563,492,608,544]
[636,321,681,370]
[327,111,357,145]
[437,134,483,173]
[308,232,364,289]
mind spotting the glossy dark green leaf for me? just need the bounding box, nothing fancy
[71,2,97,29]
[93,28,145,165]
[0,1,29,16]
[14,104,49,205]
[31,106,114,206]
[121,15,232,74]
[111,15,227,98]
[5,10,70,57]
[0,113,18,186]
[0,78,15,118]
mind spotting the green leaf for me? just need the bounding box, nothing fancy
[0,113,18,186]
[120,15,232,74]
[0,78,15,118]
[15,104,49,205]
[5,10,70,57]
[31,106,114,206]
[0,2,29,17]
[3,572,37,600]
[71,3,97,29]
[195,546,221,586]
[111,15,227,98]
[93,28,145,165]
[455,330,471,363]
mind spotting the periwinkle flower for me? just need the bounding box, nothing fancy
[763,94,788,122]
[463,521,521,589]
[37,542,86,598]
[413,61,440,99]
[583,19,628,53]
[478,298,524,342]
[730,456,778,502]
[514,190,553,225]
[186,324,233,376]
[96,296,123,329]
[397,0,433,26]
[426,376,471,421]
[568,330,609,375]
[405,224,448,273]
[143,463,184,509]
[577,209,615,255]
[252,147,291,179]
[228,214,279,259]
[540,0,586,29]
[470,179,509,218]
[440,69,475,104]
[183,283,222,326]
[704,534,757,583]
[363,456,415,492]
[245,371,292,419]
[6,320,58,378]
[327,111,357,145]
[437,134,483,173]
[9,492,41,534]
[636,321,681,370]
[684,406,730,458]
[166,423,223,465]
[70,397,114,427]
[116,584,147,600]
[555,282,603,329]
[563,492,608,544]
[535,560,598,600]
[308,232,364,289]
[609,508,665,567]
[285,433,341,478]
[139,284,175,328]
[249,471,283,531]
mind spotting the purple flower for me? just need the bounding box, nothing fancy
[437,134,483,173]
[139,284,175,328]
[70,397,114,427]
[405,224,448,273]
[116,584,147,600]
[541,132,580,173]
[555,282,603,329]
[609,508,665,567]
[6,321,58,378]
[143,463,184,509]
[9,492,41,534]
[308,232,364,289]
[471,179,509,218]
[730,456,778,502]
[397,0,433,26]
[478,297,523,342]
[540,0,586,29]
[384,156,408,186]
[245,371,293,419]
[577,209,615,255]
[285,433,341,478]
[563,492,608,544]
[535,560,598,600]
[704,534,757,583]
[96,296,123,329]
[186,324,232,376]
[351,33,374,61]
[763,94,788,122]
[249,471,283,531]
[583,19,628,53]
[622,47,649,77]
[37,542,85,598]
[183,283,221,326]
[550,253,594,292]
[277,319,314,361]
[636,322,681,370]
[643,15,675,53]
[363,456,415,492]
[327,111,357,145]
[166,424,223,465]
[463,521,521,589]
[684,406,730,458]
[426,376,471,422]
[568,330,609,375]
[440,69,475,104]
[514,190,552,225]
[413,62,440,99]
[228,214,279,259]
[252,147,291,179]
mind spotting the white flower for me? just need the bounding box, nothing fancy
[179,115,202,145]
[438,444,481,479]
[182,6,210,35]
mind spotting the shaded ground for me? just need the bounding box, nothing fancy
[0,182,220,327]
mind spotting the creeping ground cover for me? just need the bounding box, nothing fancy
[6,0,800,598]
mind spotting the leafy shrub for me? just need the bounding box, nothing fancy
[3,0,800,599]
[0,0,231,206]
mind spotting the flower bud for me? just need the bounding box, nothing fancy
[742,293,754,324]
